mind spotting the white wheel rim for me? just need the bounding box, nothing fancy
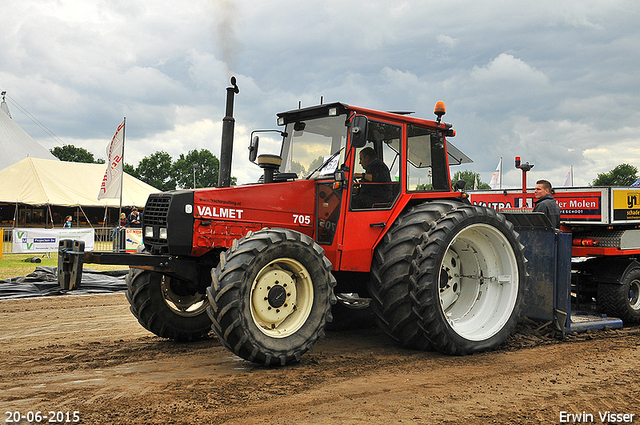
[250,258,314,338]
[161,275,208,317]
[438,223,519,341]
[629,278,640,310]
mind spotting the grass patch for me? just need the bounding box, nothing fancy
[0,253,128,280]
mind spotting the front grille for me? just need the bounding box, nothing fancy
[142,191,194,256]
[144,196,171,227]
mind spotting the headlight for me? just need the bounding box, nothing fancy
[144,226,154,238]
[159,228,168,239]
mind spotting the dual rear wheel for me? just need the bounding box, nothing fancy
[369,201,526,355]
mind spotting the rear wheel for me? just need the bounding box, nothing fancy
[597,267,640,324]
[412,203,525,355]
[207,228,336,366]
[126,268,212,341]
[368,203,449,350]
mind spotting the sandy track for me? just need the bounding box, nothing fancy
[1,293,639,424]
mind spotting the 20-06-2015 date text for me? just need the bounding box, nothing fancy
[5,411,80,423]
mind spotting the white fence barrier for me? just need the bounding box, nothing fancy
[12,228,95,253]
[1,227,136,254]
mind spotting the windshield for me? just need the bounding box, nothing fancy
[280,115,348,178]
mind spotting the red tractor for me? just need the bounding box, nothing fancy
[61,79,527,366]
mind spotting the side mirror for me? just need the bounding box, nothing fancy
[454,179,466,191]
[249,135,259,163]
[350,115,368,148]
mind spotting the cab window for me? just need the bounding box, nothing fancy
[406,124,449,191]
[350,120,401,210]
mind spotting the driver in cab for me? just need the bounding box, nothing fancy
[352,147,392,209]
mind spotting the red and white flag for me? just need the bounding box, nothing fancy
[562,166,573,187]
[98,120,125,200]
[489,158,502,189]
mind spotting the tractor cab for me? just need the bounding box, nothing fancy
[250,102,458,193]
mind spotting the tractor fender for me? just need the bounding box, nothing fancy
[372,195,470,264]
[587,257,640,285]
[372,196,467,251]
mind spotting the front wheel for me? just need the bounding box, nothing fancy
[207,228,336,366]
[126,268,212,341]
[412,203,526,355]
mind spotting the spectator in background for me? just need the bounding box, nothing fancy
[128,208,141,228]
[118,213,128,228]
[63,215,73,228]
[533,179,561,229]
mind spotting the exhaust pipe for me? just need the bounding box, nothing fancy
[218,76,239,188]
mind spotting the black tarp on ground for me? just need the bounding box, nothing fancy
[0,266,129,299]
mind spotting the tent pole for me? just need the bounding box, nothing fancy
[102,205,108,227]
[78,205,93,228]
[47,204,54,228]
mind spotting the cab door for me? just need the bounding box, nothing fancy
[337,119,403,271]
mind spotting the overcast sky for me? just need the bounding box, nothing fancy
[2,0,639,187]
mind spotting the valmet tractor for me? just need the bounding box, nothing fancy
[59,78,530,366]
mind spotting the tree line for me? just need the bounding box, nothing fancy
[51,144,637,190]
[50,145,236,191]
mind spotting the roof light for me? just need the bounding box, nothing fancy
[328,107,338,116]
[434,101,446,124]
[277,117,285,126]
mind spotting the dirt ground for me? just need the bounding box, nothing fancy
[1,293,639,425]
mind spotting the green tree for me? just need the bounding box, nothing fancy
[50,145,97,163]
[172,149,235,189]
[136,151,176,191]
[451,170,491,190]
[123,163,139,179]
[591,163,638,186]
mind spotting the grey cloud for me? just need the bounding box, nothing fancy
[1,0,639,187]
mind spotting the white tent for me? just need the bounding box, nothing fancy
[0,157,158,207]
[0,96,59,170]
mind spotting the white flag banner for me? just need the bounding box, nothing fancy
[98,120,125,200]
[489,158,502,189]
[562,167,573,187]
[473,175,478,190]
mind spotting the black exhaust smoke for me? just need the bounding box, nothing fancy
[218,76,239,188]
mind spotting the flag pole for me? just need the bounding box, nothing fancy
[571,165,574,186]
[499,156,503,189]
[118,117,126,222]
